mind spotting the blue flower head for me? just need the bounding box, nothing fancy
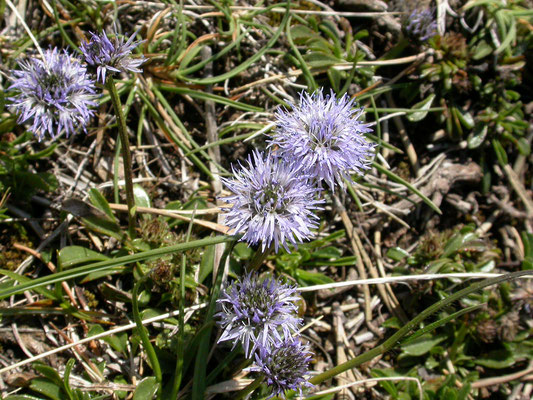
[404,9,438,42]
[270,90,375,190]
[247,337,313,399]
[215,273,302,358]
[220,150,323,253]
[8,48,96,141]
[80,27,145,83]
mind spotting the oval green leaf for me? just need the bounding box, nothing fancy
[133,377,158,400]
[407,94,436,122]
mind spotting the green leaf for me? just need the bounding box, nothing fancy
[303,52,342,68]
[308,37,336,53]
[29,378,66,400]
[472,40,494,60]
[401,305,483,346]
[157,86,263,112]
[373,162,442,214]
[386,247,409,261]
[58,246,109,269]
[290,24,321,42]
[407,94,436,122]
[140,308,163,320]
[198,244,215,284]
[0,270,57,300]
[296,269,334,286]
[88,188,117,221]
[401,333,447,356]
[133,377,158,400]
[88,323,128,352]
[81,266,126,283]
[495,17,516,55]
[492,139,509,166]
[475,349,516,369]
[311,246,342,259]
[517,137,531,156]
[63,359,75,400]
[133,184,151,209]
[81,216,124,241]
[307,256,357,267]
[441,226,476,258]
[521,231,533,269]
[467,124,488,149]
[33,363,64,387]
[80,190,124,240]
[107,332,129,353]
[456,108,475,129]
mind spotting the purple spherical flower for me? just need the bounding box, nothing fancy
[80,27,145,83]
[215,273,302,358]
[270,90,375,190]
[8,48,96,141]
[247,337,313,398]
[404,9,438,42]
[220,150,323,253]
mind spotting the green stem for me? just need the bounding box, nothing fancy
[106,76,136,239]
[234,376,265,400]
[170,208,196,399]
[247,246,272,272]
[309,270,533,384]
[169,257,185,399]
[192,239,237,399]
[132,277,163,394]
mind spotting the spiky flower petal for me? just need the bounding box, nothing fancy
[404,9,438,42]
[220,150,322,252]
[248,337,313,398]
[8,48,96,141]
[215,273,302,358]
[270,90,375,189]
[80,28,145,83]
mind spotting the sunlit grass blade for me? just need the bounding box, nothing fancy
[0,236,234,300]
[372,161,442,214]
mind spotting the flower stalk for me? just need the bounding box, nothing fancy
[132,276,162,398]
[247,245,272,272]
[106,75,136,238]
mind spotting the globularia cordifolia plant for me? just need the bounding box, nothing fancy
[247,337,314,398]
[8,48,96,141]
[217,89,376,397]
[80,25,145,239]
[270,90,375,189]
[215,273,302,358]
[80,28,145,84]
[220,150,323,253]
